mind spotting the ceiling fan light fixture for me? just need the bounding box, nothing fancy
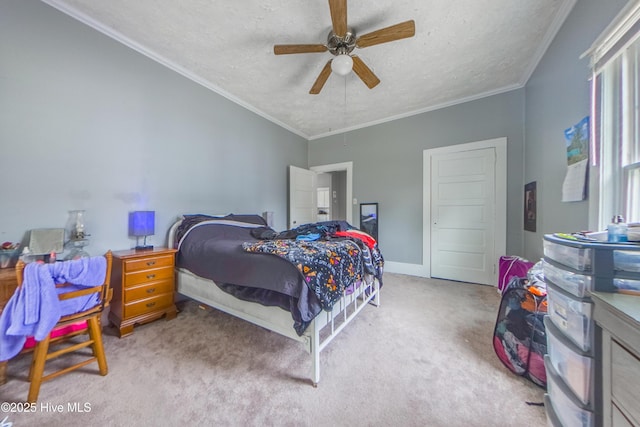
[273,1,415,94]
[331,54,353,76]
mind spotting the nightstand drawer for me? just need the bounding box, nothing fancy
[125,266,174,287]
[124,278,174,303]
[123,293,173,319]
[124,254,174,273]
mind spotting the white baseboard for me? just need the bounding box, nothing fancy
[383,261,428,277]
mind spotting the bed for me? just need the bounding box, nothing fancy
[167,214,383,386]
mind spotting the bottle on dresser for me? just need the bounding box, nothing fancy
[607,215,628,243]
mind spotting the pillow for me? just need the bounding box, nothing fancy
[223,214,267,226]
[174,214,268,248]
[183,213,267,226]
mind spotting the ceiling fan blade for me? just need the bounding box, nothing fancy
[351,56,380,89]
[328,0,348,37]
[309,60,333,94]
[356,20,415,48]
[274,44,328,55]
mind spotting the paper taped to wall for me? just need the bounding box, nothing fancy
[562,117,589,202]
[562,158,588,202]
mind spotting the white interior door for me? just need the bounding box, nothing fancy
[289,165,317,229]
[430,147,496,285]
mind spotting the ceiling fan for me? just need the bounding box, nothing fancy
[274,0,415,94]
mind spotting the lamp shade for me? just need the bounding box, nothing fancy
[331,54,353,76]
[129,211,155,237]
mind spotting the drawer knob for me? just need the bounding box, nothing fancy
[146,288,156,294]
[146,274,156,279]
[146,302,156,308]
[146,261,156,266]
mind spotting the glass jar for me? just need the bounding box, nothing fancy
[66,210,86,241]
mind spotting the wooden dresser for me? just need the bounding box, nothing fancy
[0,268,18,385]
[593,292,640,427]
[108,247,177,337]
[0,267,18,312]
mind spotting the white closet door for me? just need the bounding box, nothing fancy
[430,147,496,285]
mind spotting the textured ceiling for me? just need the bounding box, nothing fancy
[43,0,576,140]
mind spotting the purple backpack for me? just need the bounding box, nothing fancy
[498,256,534,294]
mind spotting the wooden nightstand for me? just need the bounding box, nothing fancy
[108,247,178,337]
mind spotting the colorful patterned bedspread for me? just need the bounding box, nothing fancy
[242,239,364,311]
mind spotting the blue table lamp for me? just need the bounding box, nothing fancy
[129,211,155,250]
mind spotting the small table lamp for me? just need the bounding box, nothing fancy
[129,211,155,250]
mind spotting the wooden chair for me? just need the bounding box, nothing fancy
[13,251,113,403]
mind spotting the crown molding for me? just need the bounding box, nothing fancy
[519,0,578,85]
[309,83,523,140]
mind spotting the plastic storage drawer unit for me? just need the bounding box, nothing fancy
[613,250,640,273]
[547,283,594,352]
[544,394,562,427]
[545,356,594,427]
[544,239,592,271]
[613,277,640,294]
[545,317,594,407]
[543,260,594,298]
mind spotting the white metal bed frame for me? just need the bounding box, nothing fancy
[168,218,380,386]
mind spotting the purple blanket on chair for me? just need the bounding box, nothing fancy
[0,256,106,362]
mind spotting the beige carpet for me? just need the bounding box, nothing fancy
[1,273,545,426]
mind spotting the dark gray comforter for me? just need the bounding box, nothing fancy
[175,215,323,335]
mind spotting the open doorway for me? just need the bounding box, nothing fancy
[316,171,348,221]
[310,162,353,224]
[317,174,331,221]
[288,162,353,229]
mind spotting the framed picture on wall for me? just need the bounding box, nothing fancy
[524,181,537,232]
[360,203,378,241]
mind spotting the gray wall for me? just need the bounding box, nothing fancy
[317,173,331,188]
[0,1,307,255]
[309,90,525,264]
[523,0,628,261]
